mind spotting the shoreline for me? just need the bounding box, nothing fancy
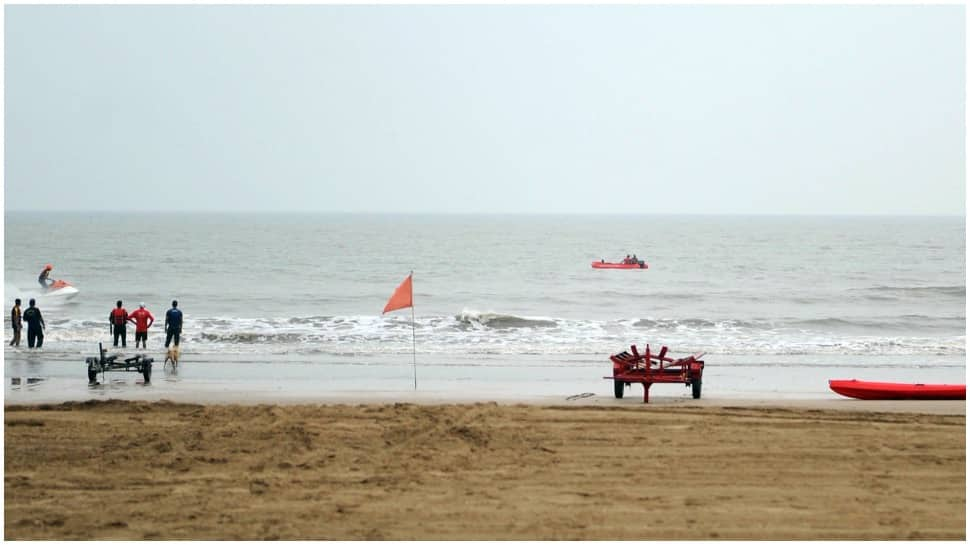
[7,346,965,414]
[4,393,967,415]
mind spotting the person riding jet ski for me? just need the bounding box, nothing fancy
[38,264,54,290]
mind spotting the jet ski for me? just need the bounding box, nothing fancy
[42,279,80,300]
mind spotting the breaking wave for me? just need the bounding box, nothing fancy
[633,318,758,330]
[454,310,557,329]
[21,310,966,358]
[851,285,966,298]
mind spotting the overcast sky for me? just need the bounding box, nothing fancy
[4,4,965,214]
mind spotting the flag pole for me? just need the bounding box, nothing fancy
[410,270,417,390]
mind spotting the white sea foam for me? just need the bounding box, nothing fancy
[25,312,967,358]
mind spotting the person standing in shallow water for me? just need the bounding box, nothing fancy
[9,298,22,347]
[128,303,154,349]
[165,300,183,348]
[109,300,129,348]
[22,299,45,349]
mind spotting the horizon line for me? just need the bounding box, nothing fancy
[3,209,966,217]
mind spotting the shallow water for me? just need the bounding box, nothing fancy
[4,349,965,405]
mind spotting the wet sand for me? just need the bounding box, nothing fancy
[4,398,965,540]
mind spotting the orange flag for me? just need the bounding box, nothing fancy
[382,273,413,314]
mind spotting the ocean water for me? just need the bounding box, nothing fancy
[3,212,966,402]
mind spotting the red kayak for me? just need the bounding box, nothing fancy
[592,261,648,269]
[829,379,966,400]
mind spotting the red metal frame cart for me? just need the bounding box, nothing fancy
[606,344,705,403]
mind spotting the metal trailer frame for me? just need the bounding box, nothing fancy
[605,344,705,403]
[86,342,153,385]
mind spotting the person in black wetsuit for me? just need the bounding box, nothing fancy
[165,300,183,348]
[22,298,45,348]
[38,264,53,290]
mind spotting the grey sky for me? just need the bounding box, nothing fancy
[4,4,965,214]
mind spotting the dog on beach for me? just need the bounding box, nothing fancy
[164,346,180,369]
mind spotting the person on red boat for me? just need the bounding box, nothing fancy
[38,264,54,290]
[109,300,129,348]
[623,255,632,264]
[128,302,155,350]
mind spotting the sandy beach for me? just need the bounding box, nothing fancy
[4,398,965,540]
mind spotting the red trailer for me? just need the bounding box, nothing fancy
[606,344,705,403]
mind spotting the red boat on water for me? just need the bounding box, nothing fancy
[592,260,648,269]
[829,379,966,400]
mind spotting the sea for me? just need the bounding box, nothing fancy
[3,212,966,403]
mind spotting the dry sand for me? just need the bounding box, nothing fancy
[4,399,965,540]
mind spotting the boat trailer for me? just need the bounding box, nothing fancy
[605,344,705,403]
[86,342,153,385]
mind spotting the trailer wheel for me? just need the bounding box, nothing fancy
[614,380,624,399]
[692,378,702,399]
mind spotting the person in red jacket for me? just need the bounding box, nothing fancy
[128,302,155,350]
[109,300,129,348]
